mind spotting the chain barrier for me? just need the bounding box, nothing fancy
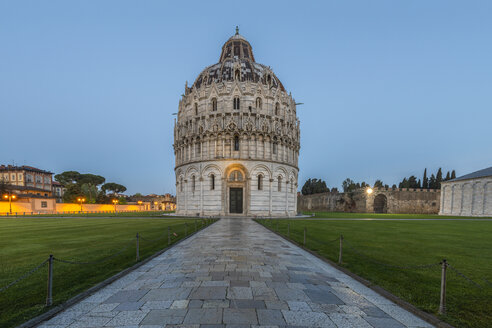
[447,263,483,289]
[139,232,168,243]
[0,259,49,293]
[53,241,133,265]
[342,239,441,270]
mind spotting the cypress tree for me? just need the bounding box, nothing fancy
[451,170,456,179]
[436,168,443,189]
[423,168,428,189]
[445,171,451,181]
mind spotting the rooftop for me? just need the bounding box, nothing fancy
[448,166,492,182]
[0,165,53,175]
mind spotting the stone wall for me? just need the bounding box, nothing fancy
[298,188,441,214]
[440,177,492,216]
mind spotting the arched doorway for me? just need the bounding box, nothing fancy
[225,164,249,215]
[373,194,387,213]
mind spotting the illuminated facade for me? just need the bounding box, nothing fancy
[0,165,53,197]
[174,28,300,217]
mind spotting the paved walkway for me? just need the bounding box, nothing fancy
[38,218,434,328]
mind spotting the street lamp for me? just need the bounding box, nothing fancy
[2,192,17,214]
[366,187,373,195]
[112,199,119,212]
[76,197,86,212]
[137,200,143,211]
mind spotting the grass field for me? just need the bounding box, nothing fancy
[303,211,492,219]
[0,217,212,327]
[257,218,492,328]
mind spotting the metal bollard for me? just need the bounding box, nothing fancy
[168,227,171,245]
[136,233,140,262]
[287,223,290,238]
[338,235,343,264]
[439,259,447,315]
[303,227,306,246]
[46,254,53,306]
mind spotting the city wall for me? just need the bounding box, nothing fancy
[0,200,152,215]
[297,188,441,214]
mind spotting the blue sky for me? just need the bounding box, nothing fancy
[1,1,491,194]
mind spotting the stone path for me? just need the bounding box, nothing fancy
[38,218,434,328]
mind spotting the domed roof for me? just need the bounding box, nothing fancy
[191,27,285,91]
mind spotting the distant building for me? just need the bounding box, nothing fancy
[0,165,53,198]
[440,167,492,216]
[52,181,66,203]
[130,193,176,211]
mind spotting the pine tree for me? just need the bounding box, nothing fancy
[451,170,456,179]
[417,179,421,189]
[429,174,437,189]
[423,168,428,189]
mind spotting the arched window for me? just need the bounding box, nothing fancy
[194,103,198,115]
[256,97,262,109]
[233,97,240,110]
[196,140,201,155]
[192,175,196,192]
[278,176,282,192]
[258,174,263,190]
[229,170,243,182]
[235,69,240,80]
[275,103,280,115]
[234,136,240,151]
[210,174,215,190]
[290,179,294,193]
[267,74,272,86]
[273,141,278,154]
[212,98,217,111]
[180,177,183,192]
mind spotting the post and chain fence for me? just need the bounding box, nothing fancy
[256,218,490,316]
[0,218,217,308]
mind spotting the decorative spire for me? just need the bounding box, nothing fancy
[235,26,239,35]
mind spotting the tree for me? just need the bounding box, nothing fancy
[101,183,127,195]
[392,184,397,190]
[78,174,105,187]
[451,170,456,179]
[374,180,384,188]
[436,168,443,189]
[62,183,83,203]
[445,171,451,181]
[0,179,12,195]
[342,178,357,192]
[422,168,428,189]
[429,174,437,189]
[301,178,329,195]
[399,178,408,188]
[54,171,81,185]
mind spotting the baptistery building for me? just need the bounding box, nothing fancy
[174,28,300,217]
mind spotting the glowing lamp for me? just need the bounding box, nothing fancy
[366,188,373,195]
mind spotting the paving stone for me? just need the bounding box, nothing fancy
[140,309,187,325]
[203,300,230,308]
[114,301,145,311]
[142,300,173,310]
[230,280,250,287]
[282,310,336,327]
[223,308,258,325]
[328,313,373,328]
[256,309,286,326]
[364,316,407,328]
[264,300,289,310]
[103,289,149,303]
[183,308,222,324]
[188,300,203,308]
[273,287,310,301]
[304,288,344,304]
[287,301,311,311]
[104,310,149,326]
[171,300,189,309]
[230,299,266,309]
[227,287,253,300]
[141,288,192,301]
[189,287,227,300]
[252,286,278,301]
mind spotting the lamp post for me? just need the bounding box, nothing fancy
[137,200,143,211]
[112,199,118,212]
[2,192,17,214]
[366,187,373,195]
[76,197,86,212]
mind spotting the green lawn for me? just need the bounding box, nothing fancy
[0,217,214,327]
[303,211,492,219]
[257,218,492,328]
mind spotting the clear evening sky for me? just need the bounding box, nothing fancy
[1,1,491,195]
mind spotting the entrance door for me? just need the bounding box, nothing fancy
[229,188,243,214]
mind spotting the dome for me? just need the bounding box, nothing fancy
[192,27,285,91]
